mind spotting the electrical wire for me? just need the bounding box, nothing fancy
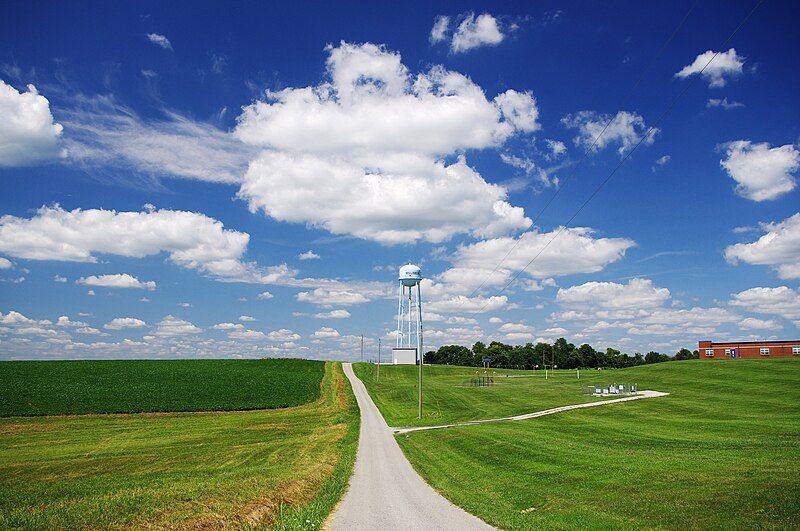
[465,0,701,300]
[476,0,765,312]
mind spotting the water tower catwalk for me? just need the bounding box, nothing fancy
[394,264,423,365]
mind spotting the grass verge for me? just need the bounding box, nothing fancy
[390,359,800,529]
[0,361,359,530]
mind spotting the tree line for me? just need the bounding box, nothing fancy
[423,338,699,370]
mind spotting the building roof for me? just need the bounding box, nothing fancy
[703,339,800,346]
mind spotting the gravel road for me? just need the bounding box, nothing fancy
[330,363,493,531]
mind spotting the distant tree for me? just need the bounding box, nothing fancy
[578,343,598,368]
[692,349,700,359]
[520,343,536,370]
[566,348,584,369]
[508,345,526,370]
[597,347,618,367]
[426,345,473,365]
[645,351,670,364]
[674,348,694,361]
[552,338,574,367]
[487,341,512,368]
[533,342,552,367]
[425,339,654,369]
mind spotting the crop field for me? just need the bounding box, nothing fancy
[354,363,627,428]
[367,359,800,529]
[0,360,359,529]
[0,358,323,416]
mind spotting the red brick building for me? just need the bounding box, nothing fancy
[698,340,800,359]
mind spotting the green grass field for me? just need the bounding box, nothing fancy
[354,363,627,427]
[0,360,359,529]
[359,359,800,529]
[0,358,323,416]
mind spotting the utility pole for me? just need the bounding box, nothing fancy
[377,338,381,381]
[360,335,364,363]
[416,282,423,420]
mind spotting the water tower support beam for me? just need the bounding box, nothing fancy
[407,286,412,348]
[396,283,403,348]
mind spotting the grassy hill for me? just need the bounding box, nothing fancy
[0,358,323,416]
[359,359,800,529]
[0,360,358,529]
[354,362,644,427]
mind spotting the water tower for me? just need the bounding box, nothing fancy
[393,264,424,418]
[394,264,423,362]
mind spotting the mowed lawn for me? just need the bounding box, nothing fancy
[354,362,629,428]
[0,358,323,416]
[0,360,359,529]
[386,359,800,529]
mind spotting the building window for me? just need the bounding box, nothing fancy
[725,348,732,355]
[705,349,714,357]
[793,346,800,355]
[760,347,770,356]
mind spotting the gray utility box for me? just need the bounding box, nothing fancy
[392,347,418,365]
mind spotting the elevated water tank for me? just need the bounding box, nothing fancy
[399,264,422,286]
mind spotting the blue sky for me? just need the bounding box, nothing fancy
[1,0,798,360]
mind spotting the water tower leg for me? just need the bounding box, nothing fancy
[396,283,403,348]
[407,286,412,348]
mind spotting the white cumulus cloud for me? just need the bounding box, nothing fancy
[298,250,321,260]
[234,42,536,244]
[212,322,244,330]
[545,139,567,158]
[153,315,201,336]
[146,33,173,51]
[556,278,671,310]
[675,48,744,88]
[724,213,800,279]
[0,204,291,284]
[719,140,799,201]
[314,309,351,319]
[297,288,370,307]
[451,13,504,53]
[562,110,658,155]
[430,15,450,44]
[76,273,156,291]
[730,286,800,320]
[267,328,300,342]
[313,326,340,338]
[707,98,744,110]
[0,80,63,166]
[738,317,782,331]
[228,329,265,340]
[448,227,635,287]
[104,317,146,330]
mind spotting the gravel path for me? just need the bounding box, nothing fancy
[393,390,669,434]
[330,363,493,531]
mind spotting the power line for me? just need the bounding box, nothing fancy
[465,0,700,301]
[477,0,765,312]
